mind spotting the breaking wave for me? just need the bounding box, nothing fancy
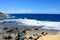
[0,18,60,30]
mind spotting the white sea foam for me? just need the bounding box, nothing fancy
[6,15,15,18]
[0,18,60,30]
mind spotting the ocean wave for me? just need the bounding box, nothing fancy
[0,18,60,30]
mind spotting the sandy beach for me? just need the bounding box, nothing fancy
[0,28,60,40]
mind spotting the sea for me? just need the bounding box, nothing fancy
[0,14,60,30]
[0,14,60,22]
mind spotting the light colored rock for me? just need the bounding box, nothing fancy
[25,33,31,39]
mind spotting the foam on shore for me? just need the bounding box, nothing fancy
[0,18,60,30]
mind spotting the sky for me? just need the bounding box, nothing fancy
[0,0,60,14]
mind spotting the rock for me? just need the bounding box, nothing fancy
[6,29,13,33]
[32,34,39,40]
[2,35,12,39]
[0,12,7,18]
[3,27,8,30]
[34,27,39,30]
[21,29,26,33]
[24,33,31,39]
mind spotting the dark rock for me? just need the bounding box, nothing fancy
[3,27,8,30]
[34,28,39,30]
[2,35,12,39]
[6,29,13,33]
[16,27,18,30]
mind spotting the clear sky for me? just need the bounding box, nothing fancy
[0,0,60,14]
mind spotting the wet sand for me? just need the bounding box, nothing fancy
[26,28,60,35]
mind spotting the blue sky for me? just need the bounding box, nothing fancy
[0,0,60,14]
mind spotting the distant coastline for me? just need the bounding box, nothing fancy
[0,12,7,18]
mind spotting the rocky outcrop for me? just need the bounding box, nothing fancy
[0,12,7,18]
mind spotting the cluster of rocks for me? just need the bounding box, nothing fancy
[1,27,60,40]
[22,32,60,40]
[2,32,20,40]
